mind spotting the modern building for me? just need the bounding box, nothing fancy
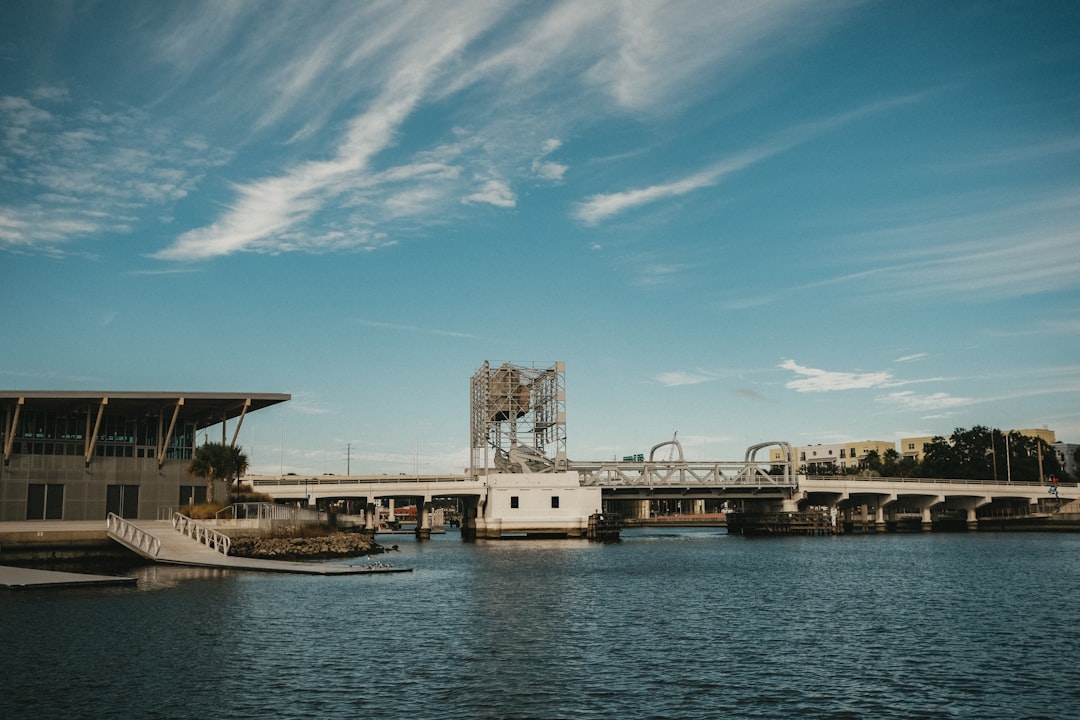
[0,391,289,522]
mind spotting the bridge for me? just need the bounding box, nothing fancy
[246,441,1078,538]
[243,361,1077,537]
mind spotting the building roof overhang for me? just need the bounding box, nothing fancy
[0,391,290,427]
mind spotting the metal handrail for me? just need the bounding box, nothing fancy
[172,513,231,555]
[804,475,1072,487]
[106,512,161,558]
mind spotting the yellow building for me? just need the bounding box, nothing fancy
[900,436,937,462]
[1015,428,1055,445]
[901,429,1056,463]
[771,440,896,472]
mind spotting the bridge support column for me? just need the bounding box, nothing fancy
[416,497,432,540]
[365,503,376,532]
[921,506,933,532]
[875,504,886,533]
[460,496,480,541]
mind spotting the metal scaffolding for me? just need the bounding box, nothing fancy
[470,361,566,476]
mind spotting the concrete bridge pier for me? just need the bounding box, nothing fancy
[415,497,433,540]
[460,496,480,541]
[365,502,377,531]
[918,496,944,532]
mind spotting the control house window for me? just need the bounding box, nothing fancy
[510,496,519,509]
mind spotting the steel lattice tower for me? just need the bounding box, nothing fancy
[469,361,566,476]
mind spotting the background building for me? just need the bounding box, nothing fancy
[770,440,896,473]
[900,436,937,463]
[0,391,288,521]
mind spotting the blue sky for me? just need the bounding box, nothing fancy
[2,1,1078,475]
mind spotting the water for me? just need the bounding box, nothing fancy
[2,529,1078,720]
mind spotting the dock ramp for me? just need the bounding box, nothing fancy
[106,513,407,575]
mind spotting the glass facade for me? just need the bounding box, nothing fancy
[1,408,195,460]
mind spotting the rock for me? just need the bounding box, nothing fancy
[229,532,382,561]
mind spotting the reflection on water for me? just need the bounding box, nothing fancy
[1,528,1078,720]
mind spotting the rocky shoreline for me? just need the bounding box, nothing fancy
[228,532,386,561]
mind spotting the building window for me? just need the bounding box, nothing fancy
[510,496,519,509]
[106,484,140,519]
[26,483,64,520]
[551,496,560,509]
[180,485,207,506]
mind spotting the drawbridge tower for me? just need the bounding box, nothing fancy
[469,361,567,476]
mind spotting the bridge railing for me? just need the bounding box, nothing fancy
[172,513,231,555]
[804,475,1071,487]
[249,474,471,487]
[573,461,797,488]
[106,512,161,558]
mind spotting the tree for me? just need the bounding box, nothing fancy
[881,448,901,477]
[918,435,958,478]
[861,449,883,475]
[188,442,249,505]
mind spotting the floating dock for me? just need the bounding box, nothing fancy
[0,564,137,590]
[108,518,411,575]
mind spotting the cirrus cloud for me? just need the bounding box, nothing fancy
[779,359,893,392]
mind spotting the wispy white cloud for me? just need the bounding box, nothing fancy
[574,93,927,226]
[655,371,715,387]
[3,1,858,259]
[353,318,478,339]
[532,138,567,182]
[578,165,747,226]
[816,190,1080,301]
[895,353,928,363]
[779,359,893,392]
[0,94,229,252]
[462,179,516,208]
[153,5,506,261]
[876,391,973,412]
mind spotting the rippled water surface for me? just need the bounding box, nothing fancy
[3,529,1079,719]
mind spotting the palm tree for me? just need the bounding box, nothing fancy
[189,442,249,506]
